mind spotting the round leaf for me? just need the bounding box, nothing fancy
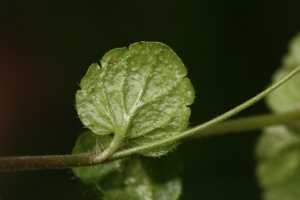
[76,42,195,156]
[99,155,182,200]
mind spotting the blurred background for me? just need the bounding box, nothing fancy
[0,1,299,199]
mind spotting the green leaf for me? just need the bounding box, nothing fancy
[72,131,182,200]
[76,42,194,159]
[266,33,300,113]
[256,126,300,200]
[98,155,182,200]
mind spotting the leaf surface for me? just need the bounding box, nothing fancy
[76,42,194,156]
[256,126,300,200]
[100,156,182,200]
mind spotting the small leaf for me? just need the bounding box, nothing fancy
[76,42,194,158]
[266,33,300,113]
[256,126,300,200]
[99,155,182,200]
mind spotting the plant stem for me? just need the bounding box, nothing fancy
[1,66,300,171]
[185,110,300,139]
[0,110,299,171]
[92,131,124,162]
[1,110,299,171]
[0,152,131,171]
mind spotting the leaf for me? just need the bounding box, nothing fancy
[72,131,182,200]
[266,33,300,113]
[256,126,300,200]
[76,42,194,159]
[98,155,182,200]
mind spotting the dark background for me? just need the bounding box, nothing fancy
[0,1,299,200]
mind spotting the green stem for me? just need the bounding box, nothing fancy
[92,132,124,162]
[1,110,299,171]
[0,66,299,171]
[186,109,300,139]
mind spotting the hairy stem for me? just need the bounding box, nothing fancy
[0,66,300,171]
[1,110,299,171]
[92,132,124,162]
[186,109,300,139]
